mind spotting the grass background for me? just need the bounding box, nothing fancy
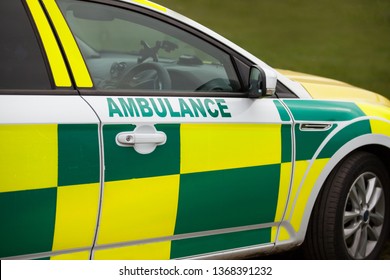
[157,0,390,259]
[158,0,390,99]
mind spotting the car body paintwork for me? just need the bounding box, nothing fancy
[0,0,389,260]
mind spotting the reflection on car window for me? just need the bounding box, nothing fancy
[57,0,241,93]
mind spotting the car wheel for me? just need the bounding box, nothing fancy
[304,151,390,259]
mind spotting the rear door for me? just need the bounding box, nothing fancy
[0,0,100,260]
[54,0,293,259]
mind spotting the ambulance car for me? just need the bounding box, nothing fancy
[1,0,389,260]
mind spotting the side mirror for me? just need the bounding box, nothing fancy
[248,66,277,98]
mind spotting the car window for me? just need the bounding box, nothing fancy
[57,0,241,93]
[0,0,52,90]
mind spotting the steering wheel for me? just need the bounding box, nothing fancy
[118,62,171,90]
[195,78,233,92]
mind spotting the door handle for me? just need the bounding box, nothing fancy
[116,132,166,145]
[116,125,166,154]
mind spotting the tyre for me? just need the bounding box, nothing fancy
[304,151,390,259]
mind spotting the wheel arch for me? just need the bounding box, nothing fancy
[295,134,390,243]
[357,144,390,177]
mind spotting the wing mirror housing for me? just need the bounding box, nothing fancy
[248,66,277,98]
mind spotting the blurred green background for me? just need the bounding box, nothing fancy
[158,0,390,99]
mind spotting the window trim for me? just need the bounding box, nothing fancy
[0,89,78,96]
[42,0,93,88]
[78,88,247,98]
[25,0,73,89]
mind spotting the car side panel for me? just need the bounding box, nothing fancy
[83,96,292,259]
[0,96,100,259]
[274,99,390,247]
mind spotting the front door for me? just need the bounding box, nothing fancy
[54,0,293,259]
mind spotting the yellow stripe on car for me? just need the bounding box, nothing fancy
[0,124,58,192]
[290,158,329,232]
[180,124,282,174]
[357,102,390,137]
[94,241,172,260]
[271,162,292,242]
[52,183,100,252]
[96,174,180,259]
[278,226,291,242]
[369,120,390,137]
[26,0,71,87]
[283,160,309,222]
[42,0,93,88]
[132,0,167,13]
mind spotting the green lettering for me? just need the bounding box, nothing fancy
[216,99,231,118]
[189,99,207,117]
[164,98,180,117]
[150,98,167,117]
[107,98,123,117]
[136,98,153,117]
[179,98,195,117]
[204,98,219,118]
[119,98,140,117]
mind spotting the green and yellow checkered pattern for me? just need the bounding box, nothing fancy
[2,100,387,259]
[0,121,290,260]
[95,122,288,259]
[0,124,100,259]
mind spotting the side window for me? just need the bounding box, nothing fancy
[57,0,241,93]
[0,0,51,90]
